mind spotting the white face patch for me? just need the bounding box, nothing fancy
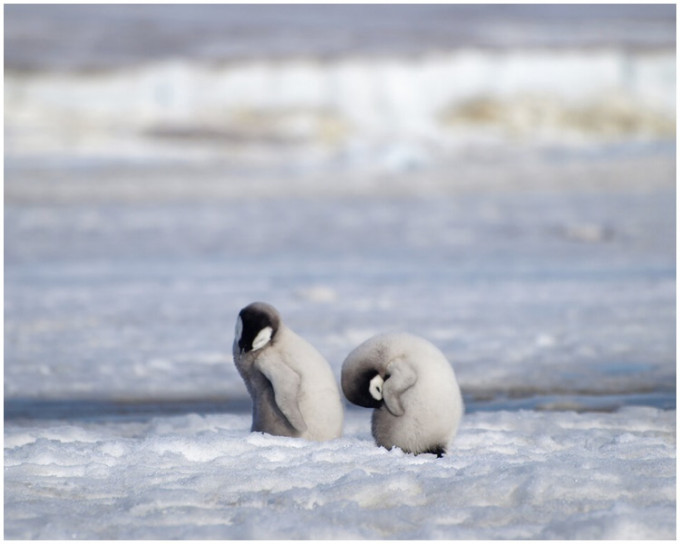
[235,316,243,342]
[251,326,273,351]
[369,375,384,401]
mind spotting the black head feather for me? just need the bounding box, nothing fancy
[236,302,281,353]
[341,365,383,408]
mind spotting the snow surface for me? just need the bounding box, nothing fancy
[4,6,676,539]
[5,155,676,539]
[5,188,675,403]
[5,5,676,71]
[4,408,675,539]
[5,50,675,164]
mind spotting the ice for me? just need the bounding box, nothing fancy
[6,154,675,538]
[4,5,675,539]
[4,408,675,539]
[5,50,675,162]
[5,190,675,403]
[5,5,676,71]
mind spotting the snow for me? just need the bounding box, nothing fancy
[5,155,676,539]
[5,190,675,402]
[4,408,675,539]
[5,50,675,161]
[4,5,676,540]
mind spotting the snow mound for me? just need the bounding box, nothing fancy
[5,407,675,539]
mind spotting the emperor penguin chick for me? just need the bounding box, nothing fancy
[341,332,463,456]
[233,302,343,441]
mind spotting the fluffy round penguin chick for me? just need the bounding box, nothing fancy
[341,332,463,456]
[233,301,343,441]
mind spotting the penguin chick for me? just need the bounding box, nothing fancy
[341,332,463,456]
[233,301,343,441]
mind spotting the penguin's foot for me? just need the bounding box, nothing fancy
[422,445,446,458]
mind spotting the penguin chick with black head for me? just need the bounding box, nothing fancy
[341,332,463,457]
[233,302,343,441]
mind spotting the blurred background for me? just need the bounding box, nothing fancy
[4,4,676,418]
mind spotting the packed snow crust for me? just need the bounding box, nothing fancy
[4,6,676,539]
[5,172,676,540]
[4,407,675,539]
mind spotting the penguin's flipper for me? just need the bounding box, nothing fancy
[382,361,417,417]
[256,355,308,433]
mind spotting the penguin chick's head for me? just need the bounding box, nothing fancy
[236,302,281,354]
[341,366,384,409]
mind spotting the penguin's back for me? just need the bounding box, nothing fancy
[368,333,464,453]
[275,326,344,441]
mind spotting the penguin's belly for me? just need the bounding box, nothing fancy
[371,387,461,454]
